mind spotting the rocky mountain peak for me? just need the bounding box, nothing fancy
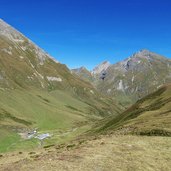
[128,49,168,65]
[92,61,111,75]
[117,49,158,71]
[137,49,151,55]
[130,49,152,59]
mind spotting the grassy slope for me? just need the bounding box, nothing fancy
[0,84,123,153]
[95,85,171,136]
[0,22,123,153]
[0,88,100,152]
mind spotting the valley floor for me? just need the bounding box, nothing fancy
[1,134,171,171]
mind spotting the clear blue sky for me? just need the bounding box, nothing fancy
[1,0,171,70]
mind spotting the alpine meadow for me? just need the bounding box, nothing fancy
[1,0,171,170]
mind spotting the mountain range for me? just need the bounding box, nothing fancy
[72,49,171,106]
[0,19,171,171]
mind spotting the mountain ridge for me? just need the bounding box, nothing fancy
[72,49,171,106]
[0,18,59,65]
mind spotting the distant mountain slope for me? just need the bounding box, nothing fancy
[94,50,171,106]
[95,84,171,136]
[71,67,94,83]
[73,49,171,106]
[0,19,122,152]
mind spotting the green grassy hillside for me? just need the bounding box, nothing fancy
[95,84,171,136]
[0,86,123,152]
[0,19,123,153]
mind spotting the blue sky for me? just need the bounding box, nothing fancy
[1,0,171,70]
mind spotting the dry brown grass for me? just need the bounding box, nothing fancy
[0,134,171,171]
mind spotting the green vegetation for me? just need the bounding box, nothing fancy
[94,85,171,136]
[0,128,20,152]
[0,87,121,152]
[0,20,123,153]
[0,19,171,171]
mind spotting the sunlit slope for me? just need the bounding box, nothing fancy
[73,50,171,107]
[0,19,122,117]
[0,19,123,152]
[96,85,171,136]
[0,85,123,151]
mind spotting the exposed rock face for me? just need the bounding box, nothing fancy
[92,61,111,75]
